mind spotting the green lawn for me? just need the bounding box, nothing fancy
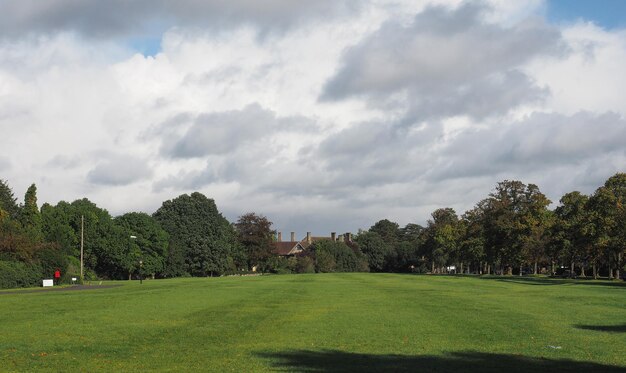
[1,274,625,372]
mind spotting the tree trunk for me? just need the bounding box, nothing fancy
[507,266,513,276]
[551,261,555,276]
[128,272,132,281]
[593,262,597,280]
[431,260,435,274]
[534,261,538,275]
[570,261,574,278]
[487,264,491,275]
[460,262,463,275]
[467,264,471,274]
[617,252,622,280]
[580,264,586,278]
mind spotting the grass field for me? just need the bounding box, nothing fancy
[1,274,625,372]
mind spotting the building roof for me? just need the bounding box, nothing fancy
[273,241,301,256]
[273,233,354,255]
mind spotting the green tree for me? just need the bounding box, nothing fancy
[369,219,403,270]
[355,231,389,272]
[459,202,488,274]
[0,179,19,219]
[588,173,626,279]
[19,183,43,241]
[552,192,591,277]
[115,212,169,279]
[153,192,240,277]
[483,181,551,275]
[41,202,78,256]
[424,208,460,274]
[234,212,274,271]
[311,239,366,273]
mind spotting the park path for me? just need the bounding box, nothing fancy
[0,284,121,295]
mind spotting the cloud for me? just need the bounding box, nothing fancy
[0,0,359,39]
[87,155,153,186]
[0,156,10,171]
[322,2,566,121]
[433,111,626,181]
[2,0,626,236]
[163,104,316,158]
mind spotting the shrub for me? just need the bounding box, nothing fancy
[296,256,315,273]
[0,260,43,289]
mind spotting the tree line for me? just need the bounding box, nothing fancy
[1,173,625,288]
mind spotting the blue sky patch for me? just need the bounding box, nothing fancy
[547,0,626,29]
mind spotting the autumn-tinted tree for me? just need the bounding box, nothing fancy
[234,212,274,271]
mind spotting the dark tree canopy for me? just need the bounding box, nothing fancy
[234,212,274,271]
[356,231,389,272]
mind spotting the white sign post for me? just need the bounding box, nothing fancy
[42,279,54,287]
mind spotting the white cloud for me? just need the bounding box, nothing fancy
[1,0,625,234]
[87,154,153,186]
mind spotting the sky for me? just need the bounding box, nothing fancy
[1,0,626,237]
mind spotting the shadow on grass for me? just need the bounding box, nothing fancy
[476,276,626,288]
[576,324,626,333]
[258,350,626,373]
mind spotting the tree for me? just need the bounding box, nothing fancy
[369,219,402,270]
[311,239,367,273]
[234,212,274,271]
[552,192,591,277]
[19,183,43,241]
[423,208,460,273]
[483,181,551,275]
[588,173,626,279]
[114,212,169,279]
[153,192,240,277]
[41,202,78,256]
[355,231,389,272]
[459,202,488,274]
[0,179,19,219]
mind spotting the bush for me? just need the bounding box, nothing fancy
[296,256,315,273]
[35,246,68,282]
[0,260,43,289]
[266,256,294,274]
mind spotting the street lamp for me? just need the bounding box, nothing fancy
[139,259,143,284]
[128,235,136,284]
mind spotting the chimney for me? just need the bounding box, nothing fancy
[338,235,345,242]
[306,232,312,244]
[277,232,282,242]
[331,232,336,241]
[291,232,296,242]
[345,232,352,242]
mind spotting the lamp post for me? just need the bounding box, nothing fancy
[128,235,137,280]
[139,260,143,285]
